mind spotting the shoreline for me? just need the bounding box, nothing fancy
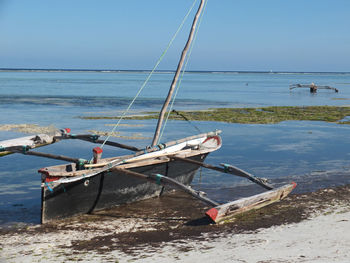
[1,184,349,262]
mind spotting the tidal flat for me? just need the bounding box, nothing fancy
[1,185,349,262]
[80,105,350,125]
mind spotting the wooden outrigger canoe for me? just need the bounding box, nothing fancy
[1,129,296,224]
[0,0,296,224]
[38,131,222,223]
[290,83,339,93]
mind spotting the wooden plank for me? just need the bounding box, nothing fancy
[0,134,57,157]
[84,155,173,169]
[1,135,83,164]
[40,133,221,187]
[205,182,296,224]
[85,134,221,168]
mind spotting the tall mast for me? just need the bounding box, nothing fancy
[151,0,205,146]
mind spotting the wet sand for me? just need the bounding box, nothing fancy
[0,184,349,262]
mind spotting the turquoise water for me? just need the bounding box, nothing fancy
[1,70,350,226]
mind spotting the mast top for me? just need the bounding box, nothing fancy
[151,0,206,146]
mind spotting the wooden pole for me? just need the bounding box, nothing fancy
[151,0,206,146]
[16,149,83,163]
[171,156,273,190]
[54,134,141,152]
[112,167,219,206]
[77,137,141,152]
[112,167,296,224]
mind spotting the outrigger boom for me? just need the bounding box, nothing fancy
[112,162,296,224]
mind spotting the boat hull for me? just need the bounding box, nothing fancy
[41,153,208,223]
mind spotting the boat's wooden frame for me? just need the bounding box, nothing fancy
[39,132,222,223]
[1,129,296,224]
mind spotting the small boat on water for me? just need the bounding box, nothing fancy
[0,0,296,224]
[290,83,339,93]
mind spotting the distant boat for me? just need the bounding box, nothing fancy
[0,0,295,224]
[290,83,339,93]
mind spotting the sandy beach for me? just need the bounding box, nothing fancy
[0,184,349,263]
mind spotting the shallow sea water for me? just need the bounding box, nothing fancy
[1,70,350,226]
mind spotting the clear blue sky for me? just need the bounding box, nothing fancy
[1,0,349,72]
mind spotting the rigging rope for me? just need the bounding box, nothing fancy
[171,109,202,133]
[99,0,199,149]
[156,0,208,144]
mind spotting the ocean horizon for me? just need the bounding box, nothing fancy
[1,68,350,75]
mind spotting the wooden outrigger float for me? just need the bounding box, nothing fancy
[290,83,339,93]
[0,0,296,224]
[0,132,61,157]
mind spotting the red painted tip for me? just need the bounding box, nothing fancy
[205,208,218,222]
[38,168,49,176]
[64,128,71,133]
[292,182,297,189]
[93,147,103,154]
[45,176,60,183]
